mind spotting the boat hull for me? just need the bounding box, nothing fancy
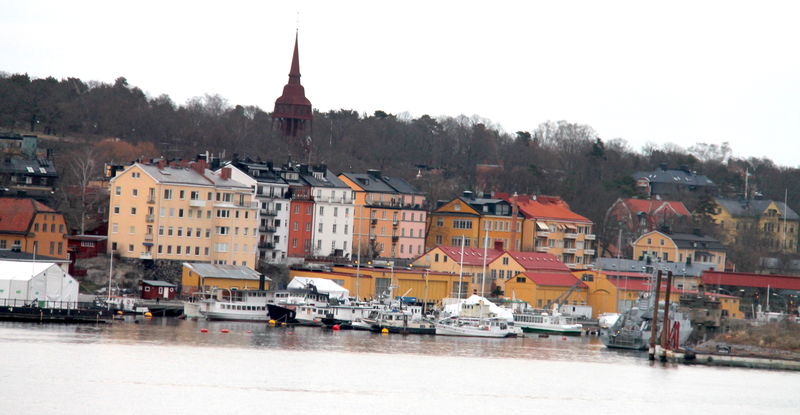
[520,326,583,336]
[203,311,267,322]
[435,325,514,338]
[267,304,297,323]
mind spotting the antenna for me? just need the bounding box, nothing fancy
[296,11,300,33]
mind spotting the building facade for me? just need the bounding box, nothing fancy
[633,230,727,269]
[0,197,69,259]
[108,161,259,267]
[712,197,799,254]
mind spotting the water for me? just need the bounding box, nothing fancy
[1,318,797,415]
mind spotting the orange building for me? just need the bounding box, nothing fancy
[0,198,69,259]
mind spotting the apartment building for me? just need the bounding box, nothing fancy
[339,169,426,260]
[425,191,516,251]
[0,197,69,259]
[305,166,354,259]
[713,197,799,253]
[633,230,726,268]
[108,161,258,267]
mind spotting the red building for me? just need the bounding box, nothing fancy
[67,235,108,259]
[140,280,177,300]
[288,195,314,259]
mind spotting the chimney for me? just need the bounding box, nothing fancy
[462,190,474,199]
[493,239,504,251]
[191,159,207,176]
[220,167,232,180]
[156,160,166,170]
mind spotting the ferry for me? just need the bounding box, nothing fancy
[200,290,271,321]
[513,309,583,335]
[435,316,516,338]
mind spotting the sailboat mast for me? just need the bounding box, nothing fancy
[457,235,465,300]
[481,229,489,297]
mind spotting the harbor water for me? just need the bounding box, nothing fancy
[1,318,798,414]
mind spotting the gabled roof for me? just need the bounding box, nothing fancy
[497,193,590,223]
[141,280,176,287]
[300,168,350,189]
[523,272,586,287]
[715,198,799,221]
[633,168,714,186]
[506,251,572,272]
[183,262,266,280]
[621,198,690,216]
[669,233,726,251]
[0,158,58,177]
[702,271,800,290]
[0,198,57,233]
[134,163,251,189]
[0,249,69,263]
[434,245,503,266]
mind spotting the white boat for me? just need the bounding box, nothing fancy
[435,316,515,338]
[200,290,271,321]
[513,305,583,335]
[598,312,621,329]
[362,307,436,334]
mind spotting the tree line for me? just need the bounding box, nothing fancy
[2,72,799,273]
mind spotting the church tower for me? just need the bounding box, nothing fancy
[272,33,313,138]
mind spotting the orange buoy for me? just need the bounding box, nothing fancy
[200,328,208,333]
[562,336,567,341]
[220,329,229,334]
[246,330,253,334]
[332,324,341,331]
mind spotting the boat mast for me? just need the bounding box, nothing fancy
[480,228,489,297]
[457,235,465,300]
[356,205,362,300]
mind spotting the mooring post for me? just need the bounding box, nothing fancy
[660,271,674,361]
[649,270,663,361]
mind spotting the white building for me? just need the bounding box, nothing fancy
[303,166,354,259]
[0,261,79,307]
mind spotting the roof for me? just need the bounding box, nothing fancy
[595,257,717,277]
[141,280,176,287]
[622,198,691,216]
[668,232,726,251]
[435,245,504,266]
[135,163,250,189]
[0,158,57,177]
[702,271,800,290]
[300,168,350,189]
[183,263,266,280]
[497,193,590,223]
[0,197,57,233]
[523,271,586,287]
[0,250,69,263]
[0,260,60,281]
[340,171,423,195]
[633,168,714,187]
[507,251,571,272]
[715,198,800,221]
[67,235,108,242]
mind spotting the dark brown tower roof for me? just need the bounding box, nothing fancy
[273,33,313,137]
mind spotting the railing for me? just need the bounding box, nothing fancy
[392,220,399,226]
[258,225,268,233]
[370,219,378,226]
[189,199,206,207]
[535,246,549,252]
[565,262,578,268]
[260,209,277,216]
[536,231,550,237]
[144,234,154,241]
[584,234,596,240]
[391,236,399,242]
[265,226,277,233]
[147,198,156,204]
[564,247,577,254]
[584,249,595,255]
[258,242,274,249]
[0,298,103,310]
[145,215,154,223]
[564,233,578,239]
[140,252,153,259]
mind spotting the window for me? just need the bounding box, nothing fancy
[168,227,174,236]
[190,191,199,200]
[217,226,230,235]
[319,206,324,215]
[164,189,172,200]
[332,224,337,234]
[34,223,39,232]
[344,224,349,235]
[179,209,184,218]
[435,235,443,245]
[502,257,509,265]
[167,245,172,254]
[158,245,163,253]
[177,246,182,255]
[306,223,311,232]
[115,186,121,196]
[217,209,230,218]
[128,244,134,252]
[177,227,183,237]
[130,207,136,215]
[179,190,185,199]
[158,226,164,235]
[318,223,324,233]
[453,220,472,229]
[131,188,138,197]
[112,223,118,233]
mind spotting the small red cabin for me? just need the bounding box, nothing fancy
[67,235,108,259]
[140,280,177,300]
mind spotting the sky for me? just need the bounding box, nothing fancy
[2,0,799,167]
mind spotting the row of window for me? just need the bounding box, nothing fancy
[115,184,249,205]
[33,223,64,233]
[368,210,426,222]
[111,223,257,237]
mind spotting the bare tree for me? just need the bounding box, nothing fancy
[68,147,97,234]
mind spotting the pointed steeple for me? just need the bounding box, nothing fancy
[273,32,313,137]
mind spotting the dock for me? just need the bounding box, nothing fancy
[0,300,113,324]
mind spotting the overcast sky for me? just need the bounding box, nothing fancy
[3,1,799,167]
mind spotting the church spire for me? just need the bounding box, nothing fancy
[273,32,313,138]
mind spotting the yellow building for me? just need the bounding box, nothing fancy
[0,198,69,259]
[633,230,726,268]
[181,262,268,294]
[712,197,799,253]
[503,272,587,310]
[108,161,259,267]
[426,192,596,269]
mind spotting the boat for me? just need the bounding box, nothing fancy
[320,302,386,329]
[513,305,583,335]
[200,290,271,321]
[600,293,693,350]
[363,307,436,335]
[265,285,331,324]
[435,300,517,338]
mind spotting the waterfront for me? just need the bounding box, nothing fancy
[1,319,798,414]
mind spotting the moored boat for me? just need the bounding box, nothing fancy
[513,307,583,335]
[435,316,515,338]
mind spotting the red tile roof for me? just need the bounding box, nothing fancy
[507,251,571,272]
[702,271,800,291]
[622,199,690,216]
[0,198,56,233]
[497,193,590,223]
[436,245,504,266]
[607,277,738,298]
[523,271,586,287]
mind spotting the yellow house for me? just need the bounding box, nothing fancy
[0,198,69,259]
[108,160,259,267]
[712,197,799,253]
[181,262,268,294]
[633,230,726,269]
[503,271,587,310]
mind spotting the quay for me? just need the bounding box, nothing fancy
[0,300,113,324]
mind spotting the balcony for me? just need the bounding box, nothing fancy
[564,247,577,254]
[265,226,277,233]
[564,233,578,239]
[139,252,153,260]
[536,231,550,237]
[258,242,274,250]
[146,198,156,204]
[584,234,596,240]
[391,235,399,242]
[584,249,595,255]
[260,209,277,216]
[535,246,549,253]
[392,220,399,227]
[145,215,155,223]
[189,199,206,207]
[144,234,154,241]
[370,218,378,226]
[565,262,578,268]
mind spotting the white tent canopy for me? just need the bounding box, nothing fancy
[288,276,349,299]
[0,260,79,306]
[443,295,514,322]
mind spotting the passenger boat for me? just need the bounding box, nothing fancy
[319,302,386,329]
[265,286,330,324]
[435,316,515,338]
[513,307,583,335]
[200,290,271,321]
